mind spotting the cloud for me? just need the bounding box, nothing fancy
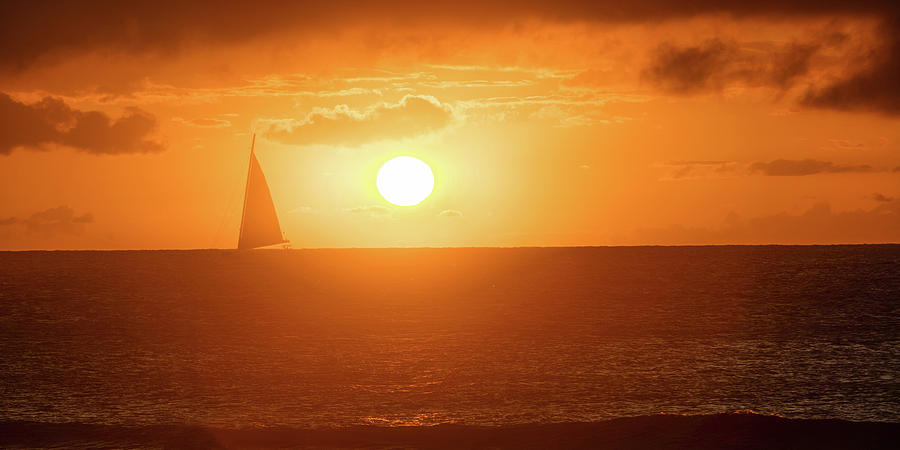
[172,116,231,128]
[439,209,463,217]
[644,40,737,94]
[4,2,899,71]
[287,206,317,215]
[828,139,867,151]
[633,200,900,244]
[262,95,453,146]
[802,18,900,114]
[530,105,595,127]
[660,159,883,179]
[640,14,900,115]
[658,160,740,180]
[0,92,163,155]
[645,14,900,115]
[344,205,392,216]
[750,159,874,176]
[644,39,818,94]
[0,205,93,235]
[3,2,899,112]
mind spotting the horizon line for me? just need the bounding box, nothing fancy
[2,242,899,252]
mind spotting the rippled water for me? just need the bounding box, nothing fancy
[0,246,898,428]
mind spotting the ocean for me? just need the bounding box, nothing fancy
[1,246,898,448]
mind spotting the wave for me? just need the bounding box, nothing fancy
[0,411,897,449]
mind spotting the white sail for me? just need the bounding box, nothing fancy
[238,135,286,249]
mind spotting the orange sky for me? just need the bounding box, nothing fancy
[1,1,899,249]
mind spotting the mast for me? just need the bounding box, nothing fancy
[238,133,255,246]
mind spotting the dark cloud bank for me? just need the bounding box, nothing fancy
[801,17,900,114]
[2,1,900,113]
[0,92,163,155]
[644,27,900,114]
[645,39,819,94]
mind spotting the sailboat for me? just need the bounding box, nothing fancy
[238,134,289,249]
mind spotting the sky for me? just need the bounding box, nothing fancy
[1,0,899,249]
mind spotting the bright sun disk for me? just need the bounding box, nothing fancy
[376,156,434,206]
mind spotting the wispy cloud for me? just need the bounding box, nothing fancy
[261,95,454,146]
[657,160,741,180]
[439,209,463,217]
[287,206,318,215]
[344,205,392,217]
[172,116,232,128]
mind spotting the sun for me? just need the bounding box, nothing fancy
[376,156,435,206]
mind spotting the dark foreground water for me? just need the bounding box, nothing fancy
[0,246,898,447]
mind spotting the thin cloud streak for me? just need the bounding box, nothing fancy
[750,159,875,176]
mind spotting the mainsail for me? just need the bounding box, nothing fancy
[238,134,286,249]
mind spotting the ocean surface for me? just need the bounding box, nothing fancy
[1,246,898,446]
